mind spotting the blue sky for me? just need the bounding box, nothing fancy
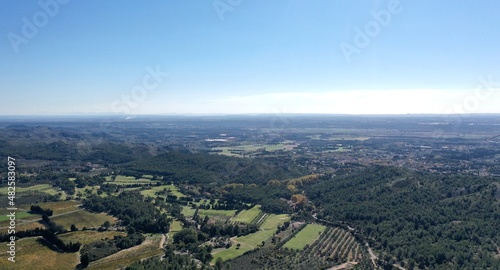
[1,0,500,115]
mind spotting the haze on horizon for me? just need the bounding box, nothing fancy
[1,0,500,116]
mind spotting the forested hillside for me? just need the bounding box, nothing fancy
[130,151,306,185]
[306,167,500,269]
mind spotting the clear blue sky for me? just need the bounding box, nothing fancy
[1,0,500,115]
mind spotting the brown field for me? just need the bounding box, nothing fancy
[50,210,116,230]
[0,237,79,270]
[87,234,164,270]
[14,221,46,231]
[0,216,42,230]
[35,200,81,215]
[58,230,126,245]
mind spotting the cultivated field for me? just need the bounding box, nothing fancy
[0,237,78,270]
[36,200,81,215]
[231,205,261,223]
[0,184,60,196]
[167,220,183,243]
[0,211,34,222]
[50,210,115,230]
[140,184,185,198]
[282,224,326,250]
[212,214,290,262]
[58,230,126,245]
[86,234,164,270]
[302,227,364,263]
[182,206,236,218]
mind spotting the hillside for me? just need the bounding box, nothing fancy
[306,166,500,269]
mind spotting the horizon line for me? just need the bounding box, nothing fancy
[1,112,500,118]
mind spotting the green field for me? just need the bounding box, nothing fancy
[115,175,136,182]
[0,211,34,221]
[170,220,183,233]
[167,220,183,243]
[75,185,101,197]
[259,214,290,230]
[0,184,60,196]
[103,182,151,186]
[105,175,156,184]
[0,237,78,270]
[212,214,290,262]
[0,200,81,227]
[182,206,236,218]
[50,210,115,230]
[282,224,326,250]
[140,184,184,198]
[232,205,261,223]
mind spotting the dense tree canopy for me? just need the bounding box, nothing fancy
[83,191,171,233]
[306,166,500,269]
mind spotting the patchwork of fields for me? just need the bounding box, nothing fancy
[0,180,367,269]
[212,213,290,262]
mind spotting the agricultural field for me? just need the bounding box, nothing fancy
[104,175,159,185]
[182,206,236,218]
[36,200,81,215]
[1,200,86,230]
[212,214,290,262]
[0,208,41,229]
[167,220,183,243]
[114,175,136,182]
[282,224,326,250]
[0,237,78,270]
[12,221,46,231]
[231,205,261,223]
[75,185,102,198]
[0,184,60,196]
[302,227,365,263]
[86,234,164,270]
[259,214,289,230]
[50,210,115,230]
[58,230,126,245]
[140,184,184,198]
[227,226,369,270]
[0,210,34,222]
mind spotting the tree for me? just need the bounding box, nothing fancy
[80,254,90,268]
[215,257,223,270]
[102,221,111,228]
[70,224,77,231]
[173,229,198,245]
